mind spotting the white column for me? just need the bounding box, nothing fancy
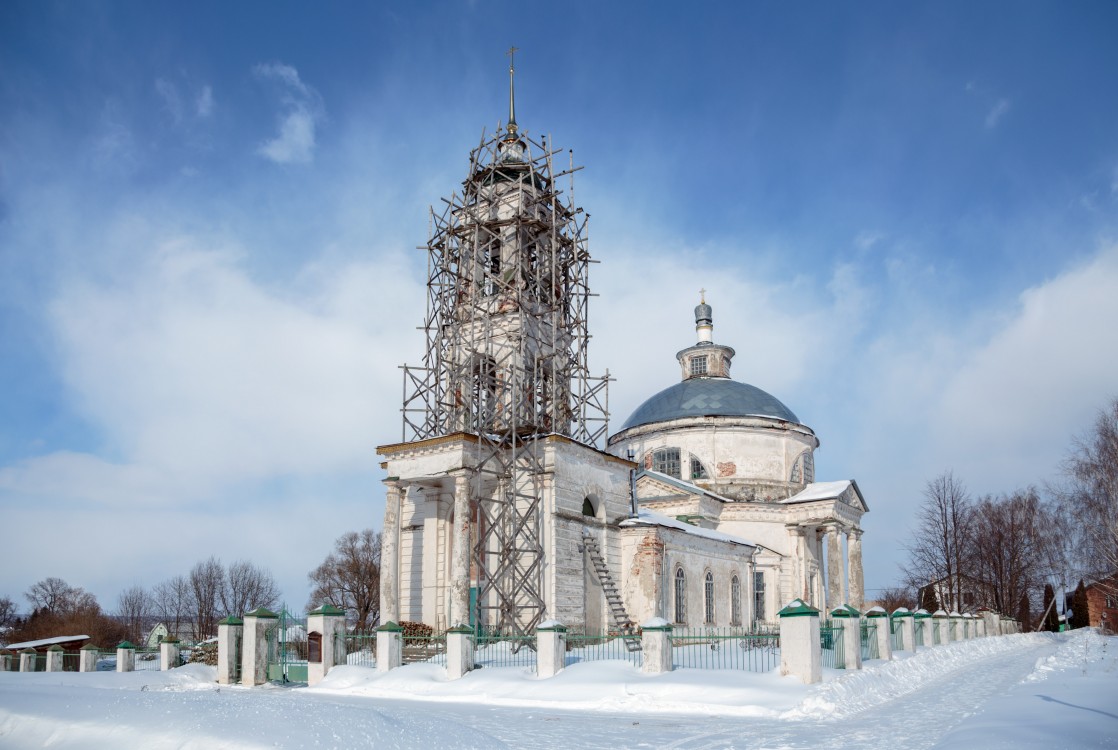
[380,480,403,626]
[79,645,98,672]
[640,618,673,674]
[449,473,472,628]
[536,622,567,679]
[445,626,474,680]
[241,608,276,686]
[159,638,181,670]
[778,599,822,684]
[847,528,865,610]
[45,646,64,672]
[217,617,244,685]
[376,623,402,673]
[826,528,844,609]
[116,643,136,672]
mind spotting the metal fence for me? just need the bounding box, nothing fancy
[820,623,845,669]
[340,633,377,669]
[564,631,641,667]
[266,609,310,682]
[473,629,537,669]
[860,621,880,661]
[889,617,904,651]
[670,627,778,672]
[402,633,447,666]
[134,650,162,671]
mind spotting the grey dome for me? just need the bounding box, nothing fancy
[618,378,801,431]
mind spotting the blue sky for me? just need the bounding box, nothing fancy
[2,1,1117,613]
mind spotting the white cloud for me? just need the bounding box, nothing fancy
[196,85,214,118]
[985,98,1011,129]
[155,78,183,123]
[254,62,323,164]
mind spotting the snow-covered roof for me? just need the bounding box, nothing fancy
[620,509,756,548]
[781,480,853,503]
[639,470,736,503]
[4,634,90,650]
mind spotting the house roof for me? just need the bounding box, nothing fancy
[620,509,757,548]
[4,634,90,650]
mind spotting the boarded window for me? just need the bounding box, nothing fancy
[674,567,687,624]
[704,571,715,624]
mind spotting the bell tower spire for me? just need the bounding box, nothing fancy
[676,293,735,381]
[506,45,519,135]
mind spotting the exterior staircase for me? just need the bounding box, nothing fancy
[582,531,642,652]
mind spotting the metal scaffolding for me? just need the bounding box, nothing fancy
[398,55,609,638]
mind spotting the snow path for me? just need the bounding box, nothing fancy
[0,633,1101,749]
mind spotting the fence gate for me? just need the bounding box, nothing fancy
[266,608,309,683]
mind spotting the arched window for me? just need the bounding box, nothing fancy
[652,448,681,479]
[790,451,816,484]
[704,571,715,624]
[582,496,596,517]
[754,571,766,623]
[730,575,741,626]
[689,456,709,480]
[674,567,686,624]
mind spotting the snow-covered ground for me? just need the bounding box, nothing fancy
[0,629,1113,749]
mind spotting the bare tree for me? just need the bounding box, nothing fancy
[968,489,1054,616]
[0,595,18,632]
[876,587,916,612]
[1054,398,1118,591]
[902,471,973,612]
[189,557,225,641]
[307,529,381,631]
[116,585,152,644]
[152,575,193,640]
[25,577,93,615]
[221,560,280,617]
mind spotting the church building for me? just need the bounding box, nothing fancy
[377,57,868,637]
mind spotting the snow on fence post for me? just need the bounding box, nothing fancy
[778,599,821,684]
[640,617,673,674]
[116,641,136,672]
[80,643,98,672]
[865,606,892,661]
[19,648,35,672]
[892,608,916,652]
[830,605,863,669]
[536,621,567,679]
[932,610,950,645]
[45,645,64,672]
[445,625,474,680]
[0,649,12,672]
[376,621,403,673]
[160,636,181,670]
[217,616,244,685]
[241,607,278,686]
[307,604,347,686]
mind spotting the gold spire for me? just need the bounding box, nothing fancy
[506,46,518,135]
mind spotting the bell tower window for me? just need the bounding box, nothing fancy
[690,355,708,377]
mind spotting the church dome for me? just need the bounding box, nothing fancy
[619,378,801,431]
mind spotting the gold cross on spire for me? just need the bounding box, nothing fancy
[506,46,519,132]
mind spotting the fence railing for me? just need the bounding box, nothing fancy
[473,629,537,669]
[135,650,162,671]
[670,627,778,672]
[340,633,377,668]
[820,623,845,669]
[402,633,447,666]
[565,631,641,667]
[889,617,904,651]
[860,621,880,661]
[914,623,925,647]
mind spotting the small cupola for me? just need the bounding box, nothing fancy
[676,292,735,381]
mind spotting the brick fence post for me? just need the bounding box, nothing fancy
[445,625,474,680]
[242,607,278,686]
[160,636,182,670]
[865,606,892,661]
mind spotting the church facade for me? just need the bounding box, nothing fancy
[377,61,867,636]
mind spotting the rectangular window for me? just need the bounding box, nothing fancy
[753,571,766,623]
[653,448,681,479]
[690,356,708,376]
[731,576,742,626]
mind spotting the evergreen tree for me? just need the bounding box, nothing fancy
[919,585,940,612]
[1016,591,1031,630]
[1070,580,1089,629]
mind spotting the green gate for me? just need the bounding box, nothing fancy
[266,607,309,683]
[820,622,845,669]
